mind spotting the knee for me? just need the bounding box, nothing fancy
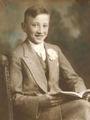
[77,99,90,110]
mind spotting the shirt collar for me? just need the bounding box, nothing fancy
[28,39,46,61]
[28,40,45,52]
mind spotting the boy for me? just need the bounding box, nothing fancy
[10,5,90,120]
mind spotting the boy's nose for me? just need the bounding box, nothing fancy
[38,27,44,33]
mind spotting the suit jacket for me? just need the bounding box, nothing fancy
[10,39,86,120]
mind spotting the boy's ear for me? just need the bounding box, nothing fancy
[21,22,26,32]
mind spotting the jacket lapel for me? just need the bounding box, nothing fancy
[45,43,60,92]
[22,41,48,93]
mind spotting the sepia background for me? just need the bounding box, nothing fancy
[0,0,90,119]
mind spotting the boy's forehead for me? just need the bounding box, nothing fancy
[25,14,50,22]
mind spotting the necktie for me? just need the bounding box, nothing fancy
[37,47,46,61]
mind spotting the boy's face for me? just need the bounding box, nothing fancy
[23,14,50,44]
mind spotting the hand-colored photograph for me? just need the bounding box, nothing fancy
[0,0,90,120]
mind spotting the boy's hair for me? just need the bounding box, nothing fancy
[24,5,50,22]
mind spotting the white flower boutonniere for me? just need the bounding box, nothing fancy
[47,49,58,60]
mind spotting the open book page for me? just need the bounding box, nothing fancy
[80,89,90,98]
[48,89,90,98]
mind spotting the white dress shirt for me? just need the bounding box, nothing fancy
[29,41,46,61]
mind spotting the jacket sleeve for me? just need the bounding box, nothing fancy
[57,47,87,92]
[10,56,40,119]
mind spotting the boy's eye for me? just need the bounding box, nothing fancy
[32,24,37,27]
[43,24,48,27]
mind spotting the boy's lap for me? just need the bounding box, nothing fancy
[61,99,90,120]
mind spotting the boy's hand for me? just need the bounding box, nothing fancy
[38,94,63,108]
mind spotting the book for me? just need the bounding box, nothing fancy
[48,89,90,99]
